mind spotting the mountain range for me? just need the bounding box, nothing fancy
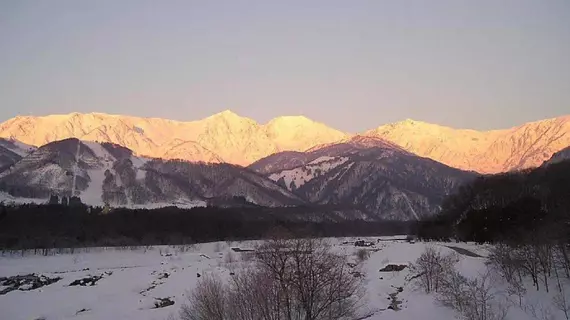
[0,135,475,220]
[0,111,569,221]
[0,111,346,167]
[1,111,569,173]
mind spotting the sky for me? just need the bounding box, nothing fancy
[0,0,569,133]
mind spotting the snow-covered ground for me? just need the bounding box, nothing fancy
[0,238,565,320]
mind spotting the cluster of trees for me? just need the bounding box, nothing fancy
[0,203,412,250]
[412,160,570,318]
[180,235,361,320]
[415,160,570,244]
[47,195,83,206]
[411,247,508,320]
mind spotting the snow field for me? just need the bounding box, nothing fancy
[0,238,567,320]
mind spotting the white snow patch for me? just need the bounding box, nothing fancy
[401,192,420,220]
[245,195,258,205]
[131,156,149,169]
[269,156,349,191]
[80,168,106,206]
[136,168,146,181]
[308,156,336,164]
[82,141,114,163]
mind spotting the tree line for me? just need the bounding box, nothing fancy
[0,203,412,250]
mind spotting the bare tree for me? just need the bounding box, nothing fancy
[227,269,282,320]
[554,291,570,320]
[556,241,570,278]
[535,243,553,293]
[180,275,227,320]
[437,270,469,313]
[487,244,521,284]
[505,276,527,308]
[181,237,361,320]
[256,237,360,320]
[524,300,554,320]
[437,269,508,320]
[518,245,542,291]
[461,272,508,320]
[255,236,297,319]
[410,246,456,293]
[487,244,526,306]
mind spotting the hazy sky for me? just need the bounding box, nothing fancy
[1,0,569,132]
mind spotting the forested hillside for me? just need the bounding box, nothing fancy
[416,160,570,243]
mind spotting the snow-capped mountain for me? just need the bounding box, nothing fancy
[255,136,476,220]
[249,136,408,174]
[0,111,347,166]
[1,111,570,174]
[159,139,224,163]
[0,138,304,208]
[365,116,570,173]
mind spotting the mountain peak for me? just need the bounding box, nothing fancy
[205,110,256,126]
[267,115,315,126]
[393,118,428,127]
[212,109,241,119]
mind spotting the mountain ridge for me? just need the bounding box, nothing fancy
[0,136,475,221]
[1,111,570,173]
[0,138,305,209]
[259,136,476,220]
[0,111,347,166]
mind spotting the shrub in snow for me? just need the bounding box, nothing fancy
[0,274,62,295]
[180,275,225,319]
[355,248,370,263]
[154,297,175,309]
[411,247,508,320]
[437,270,508,320]
[180,237,361,320]
[69,274,104,287]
